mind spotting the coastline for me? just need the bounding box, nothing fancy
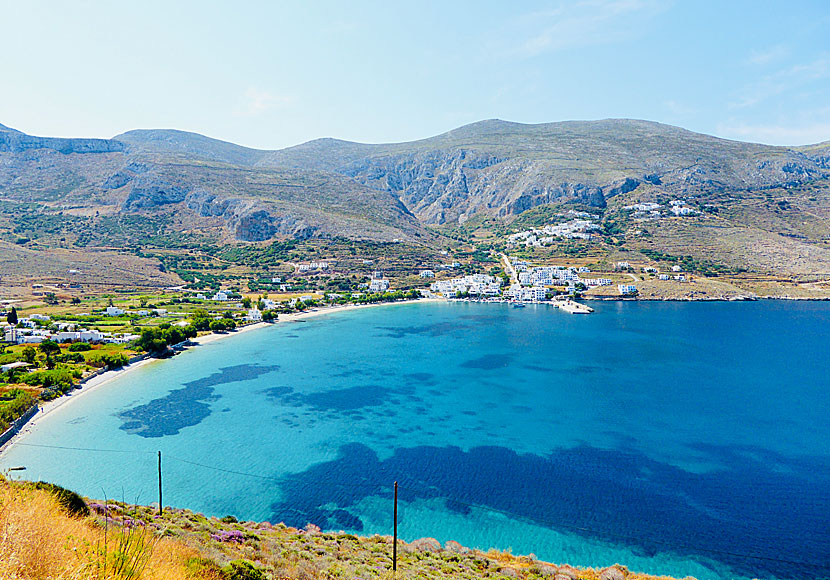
[0,297,442,454]
[0,357,160,453]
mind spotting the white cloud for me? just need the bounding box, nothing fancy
[748,44,790,66]
[513,0,667,57]
[730,56,830,110]
[234,88,295,117]
[716,122,830,146]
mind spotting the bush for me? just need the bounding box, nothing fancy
[222,560,266,580]
[68,343,92,352]
[29,481,90,518]
[0,389,35,432]
[21,367,80,391]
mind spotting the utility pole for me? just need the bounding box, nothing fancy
[157,451,163,516]
[393,481,398,573]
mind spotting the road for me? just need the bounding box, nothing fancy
[500,252,518,285]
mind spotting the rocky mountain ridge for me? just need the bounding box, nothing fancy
[1,120,829,263]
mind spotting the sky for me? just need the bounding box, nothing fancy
[1,0,829,149]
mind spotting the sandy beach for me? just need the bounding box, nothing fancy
[0,297,443,454]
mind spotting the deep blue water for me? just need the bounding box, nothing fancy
[2,301,829,580]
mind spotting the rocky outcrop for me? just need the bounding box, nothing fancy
[184,189,317,241]
[123,176,189,209]
[0,131,125,154]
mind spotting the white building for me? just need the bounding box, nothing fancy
[672,265,683,272]
[430,274,502,297]
[212,291,228,301]
[247,308,263,322]
[105,306,124,316]
[618,284,638,295]
[419,270,435,278]
[369,279,390,292]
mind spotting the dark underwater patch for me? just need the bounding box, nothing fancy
[269,442,830,580]
[460,353,513,370]
[376,321,468,339]
[118,364,279,438]
[271,384,392,412]
[404,372,436,384]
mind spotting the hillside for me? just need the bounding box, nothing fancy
[0,477,687,580]
[2,119,830,284]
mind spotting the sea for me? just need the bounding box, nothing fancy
[2,301,828,580]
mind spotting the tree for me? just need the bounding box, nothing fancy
[241,297,252,309]
[6,307,18,325]
[21,346,37,364]
[39,340,61,357]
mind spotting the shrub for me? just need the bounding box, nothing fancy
[29,481,90,518]
[222,560,266,580]
[21,367,80,391]
[68,343,92,352]
[0,389,35,431]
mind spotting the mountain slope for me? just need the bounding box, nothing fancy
[2,119,830,277]
[0,125,427,244]
[259,119,830,224]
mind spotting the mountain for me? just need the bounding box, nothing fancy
[0,125,426,244]
[1,119,830,276]
[107,119,830,225]
[259,118,830,224]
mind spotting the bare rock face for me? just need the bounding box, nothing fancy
[123,175,188,209]
[599,566,627,580]
[444,540,468,553]
[409,537,442,552]
[0,131,125,155]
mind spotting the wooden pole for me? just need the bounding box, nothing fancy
[393,481,398,573]
[157,451,163,516]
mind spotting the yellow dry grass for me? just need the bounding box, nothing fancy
[0,481,196,580]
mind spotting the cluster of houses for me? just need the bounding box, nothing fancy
[623,200,698,219]
[296,261,330,272]
[648,263,687,281]
[2,315,139,345]
[508,218,601,247]
[429,274,503,297]
[513,259,613,289]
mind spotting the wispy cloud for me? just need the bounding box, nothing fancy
[747,44,790,66]
[234,88,295,117]
[512,0,667,58]
[716,122,830,146]
[730,55,830,109]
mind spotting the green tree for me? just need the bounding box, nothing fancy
[6,307,18,325]
[21,346,37,364]
[39,340,61,357]
[241,297,252,308]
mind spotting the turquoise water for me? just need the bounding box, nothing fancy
[2,301,829,580]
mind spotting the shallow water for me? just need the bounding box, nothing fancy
[3,301,829,579]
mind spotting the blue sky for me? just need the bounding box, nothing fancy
[2,0,829,148]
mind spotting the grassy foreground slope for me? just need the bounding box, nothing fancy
[0,478,684,580]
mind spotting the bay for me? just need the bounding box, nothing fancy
[2,301,828,580]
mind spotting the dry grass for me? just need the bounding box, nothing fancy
[0,480,196,580]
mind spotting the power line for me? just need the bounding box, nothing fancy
[13,442,155,454]
[9,442,828,571]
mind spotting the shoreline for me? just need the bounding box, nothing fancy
[0,357,160,453]
[0,297,441,454]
